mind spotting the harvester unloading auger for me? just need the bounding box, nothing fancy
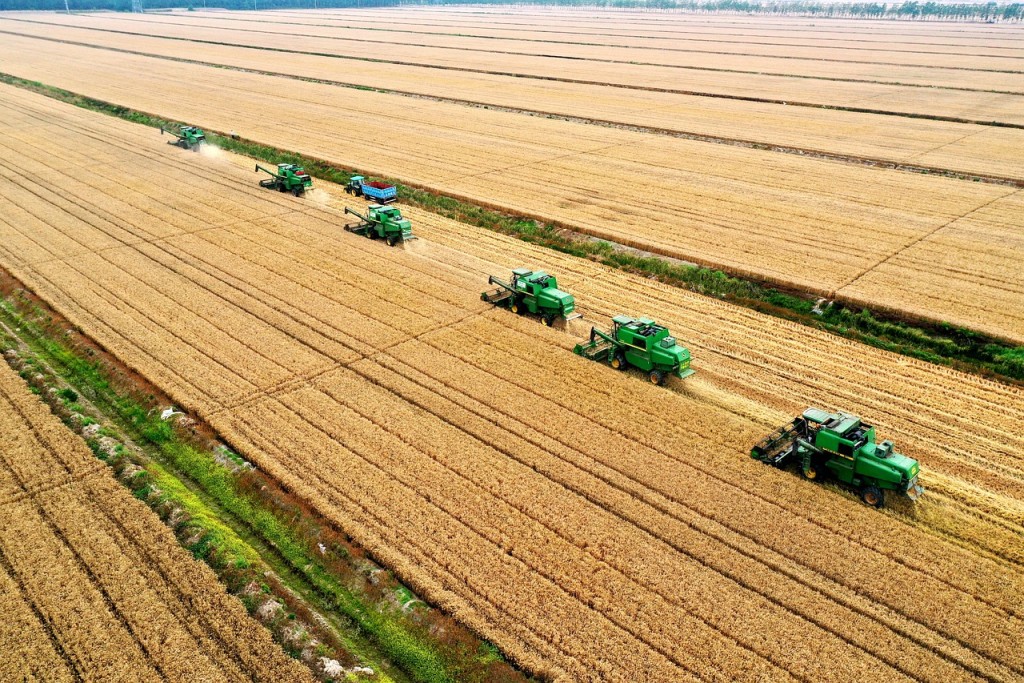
[751,408,924,507]
[161,125,206,151]
[255,163,312,196]
[344,205,415,246]
[481,268,579,326]
[574,316,694,385]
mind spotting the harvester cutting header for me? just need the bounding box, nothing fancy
[161,124,206,151]
[256,163,313,196]
[751,408,924,507]
[344,205,415,246]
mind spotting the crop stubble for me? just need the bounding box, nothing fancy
[1,86,1022,681]
[0,38,1021,341]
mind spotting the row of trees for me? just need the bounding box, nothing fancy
[1,0,1020,21]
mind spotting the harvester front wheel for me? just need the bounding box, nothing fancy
[860,486,884,508]
[542,314,555,327]
[610,351,626,370]
[648,370,664,385]
[387,235,398,247]
[801,464,820,481]
[510,301,522,315]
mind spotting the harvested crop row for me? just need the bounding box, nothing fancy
[2,86,1022,681]
[0,363,312,682]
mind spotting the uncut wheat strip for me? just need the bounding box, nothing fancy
[0,496,161,681]
[0,562,77,683]
[361,350,992,681]
[444,321,1024,643]
[19,17,1023,94]
[23,261,243,411]
[217,394,696,682]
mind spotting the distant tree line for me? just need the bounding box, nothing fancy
[1,0,1020,21]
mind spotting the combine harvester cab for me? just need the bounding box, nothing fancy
[344,205,415,246]
[751,407,924,507]
[481,268,578,326]
[574,315,694,385]
[255,163,313,196]
[345,175,398,204]
[161,124,206,151]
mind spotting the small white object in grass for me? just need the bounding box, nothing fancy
[160,407,183,421]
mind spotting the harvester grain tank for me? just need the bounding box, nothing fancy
[573,315,694,385]
[481,268,578,326]
[751,408,924,507]
[161,125,206,151]
[344,205,415,246]
[345,176,398,204]
[255,163,313,196]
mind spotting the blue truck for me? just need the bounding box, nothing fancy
[345,175,397,204]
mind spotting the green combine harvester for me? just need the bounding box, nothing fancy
[161,125,206,151]
[344,205,415,246]
[751,408,924,507]
[574,316,694,385]
[481,268,578,326]
[255,163,313,196]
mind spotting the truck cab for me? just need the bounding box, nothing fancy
[611,316,694,382]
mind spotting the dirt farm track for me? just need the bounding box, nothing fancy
[0,7,1023,342]
[2,53,1024,682]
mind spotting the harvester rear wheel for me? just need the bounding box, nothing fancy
[648,370,664,385]
[610,351,626,370]
[860,486,884,508]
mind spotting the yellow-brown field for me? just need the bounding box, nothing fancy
[0,352,311,682]
[2,83,1022,681]
[0,8,1023,341]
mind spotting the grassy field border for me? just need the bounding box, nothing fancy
[2,72,1021,385]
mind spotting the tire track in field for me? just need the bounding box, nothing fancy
[354,351,996,681]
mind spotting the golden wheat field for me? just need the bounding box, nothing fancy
[0,9,1023,341]
[2,82,1023,681]
[0,358,312,682]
